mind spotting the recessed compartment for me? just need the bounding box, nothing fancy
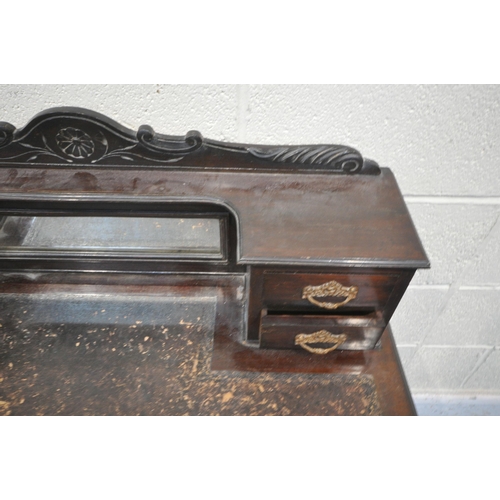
[259,309,386,351]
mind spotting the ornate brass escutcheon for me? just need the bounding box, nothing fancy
[302,279,358,309]
[294,330,347,354]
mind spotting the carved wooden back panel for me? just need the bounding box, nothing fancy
[0,107,380,174]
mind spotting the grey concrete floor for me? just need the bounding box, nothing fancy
[413,395,500,416]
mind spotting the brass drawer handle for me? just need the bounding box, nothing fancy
[302,279,358,309]
[295,330,347,355]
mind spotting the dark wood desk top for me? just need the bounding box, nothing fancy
[0,168,428,269]
[0,329,412,416]
[0,277,414,416]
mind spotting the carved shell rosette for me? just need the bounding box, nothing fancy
[55,128,95,159]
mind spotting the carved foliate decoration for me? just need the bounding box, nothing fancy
[0,107,380,174]
[247,145,363,173]
[0,108,196,165]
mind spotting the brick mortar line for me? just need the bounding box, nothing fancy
[412,393,500,400]
[407,284,450,290]
[407,285,500,290]
[459,285,500,290]
[406,211,500,373]
[397,344,496,349]
[404,195,500,205]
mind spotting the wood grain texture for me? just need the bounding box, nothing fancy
[262,270,400,310]
[0,168,428,268]
[0,108,426,415]
[259,311,385,350]
[0,107,380,174]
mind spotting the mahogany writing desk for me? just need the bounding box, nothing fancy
[0,108,429,415]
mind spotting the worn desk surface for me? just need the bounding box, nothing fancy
[0,278,414,416]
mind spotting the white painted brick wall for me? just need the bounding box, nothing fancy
[1,84,499,397]
[406,203,500,285]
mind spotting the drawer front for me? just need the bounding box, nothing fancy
[262,271,400,312]
[259,311,385,351]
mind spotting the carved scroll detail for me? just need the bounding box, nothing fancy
[0,108,194,165]
[0,122,15,148]
[0,107,380,174]
[247,145,363,172]
[137,126,203,154]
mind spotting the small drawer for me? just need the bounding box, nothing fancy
[262,271,400,312]
[259,310,385,351]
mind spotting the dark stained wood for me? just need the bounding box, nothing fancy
[212,298,416,415]
[247,266,412,347]
[262,269,400,310]
[0,275,412,415]
[0,107,380,175]
[259,310,385,350]
[246,266,266,341]
[0,108,428,415]
[380,269,416,323]
[0,169,428,268]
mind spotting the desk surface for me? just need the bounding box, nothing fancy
[0,278,414,416]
